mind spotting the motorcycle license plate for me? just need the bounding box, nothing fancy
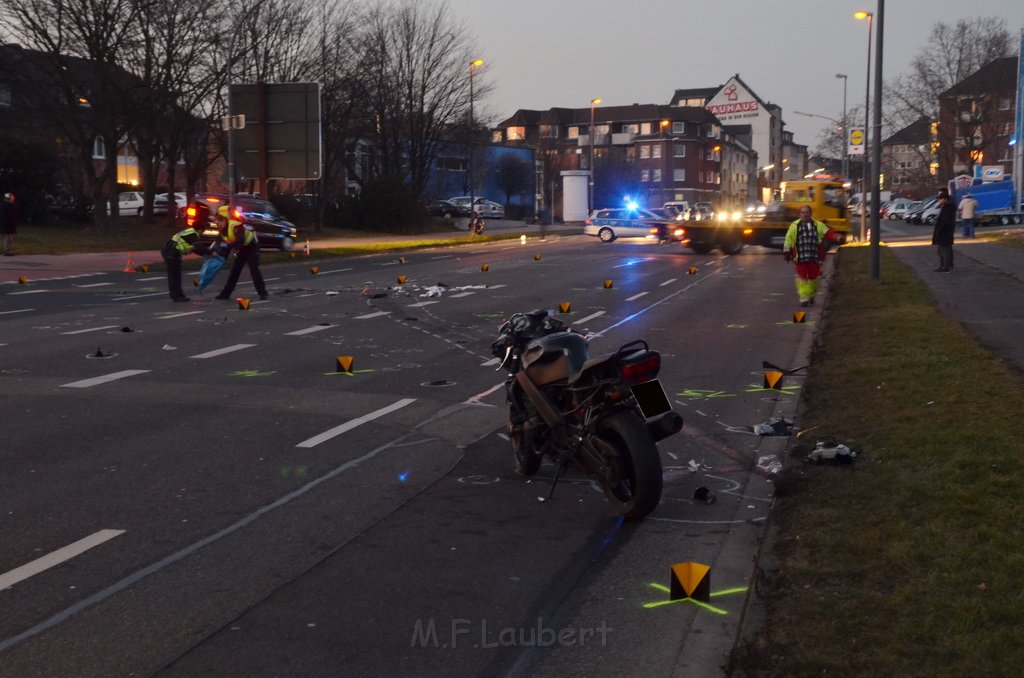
[631,379,672,418]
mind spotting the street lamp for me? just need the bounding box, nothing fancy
[856,9,873,242]
[836,73,849,180]
[589,97,601,211]
[868,2,885,280]
[468,58,484,221]
[794,110,842,176]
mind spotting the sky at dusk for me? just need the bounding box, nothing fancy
[446,0,1024,154]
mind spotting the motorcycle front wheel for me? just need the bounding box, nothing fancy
[509,404,542,476]
[592,411,663,519]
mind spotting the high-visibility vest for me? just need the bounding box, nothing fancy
[171,227,200,254]
[225,220,255,247]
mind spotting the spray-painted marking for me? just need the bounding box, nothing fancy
[449,292,475,298]
[0,530,126,591]
[0,308,34,315]
[626,292,649,301]
[60,325,119,335]
[190,344,256,359]
[355,311,390,320]
[676,389,735,399]
[660,278,678,286]
[285,325,334,336]
[8,289,49,295]
[575,311,606,325]
[75,282,115,288]
[641,582,747,613]
[408,300,440,308]
[296,398,417,448]
[60,370,150,389]
[114,292,165,301]
[156,311,204,320]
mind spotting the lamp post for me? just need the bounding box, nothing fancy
[468,59,484,221]
[869,2,885,280]
[589,97,601,211]
[794,110,842,175]
[856,10,873,242]
[836,73,849,180]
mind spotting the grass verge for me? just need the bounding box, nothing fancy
[738,244,1024,676]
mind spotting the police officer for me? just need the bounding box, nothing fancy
[214,204,268,300]
[161,226,205,301]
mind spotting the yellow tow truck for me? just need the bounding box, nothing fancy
[671,179,853,254]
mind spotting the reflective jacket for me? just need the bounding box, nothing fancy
[223,220,255,248]
[784,218,833,263]
[170,227,201,254]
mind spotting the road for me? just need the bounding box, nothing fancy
[0,234,817,677]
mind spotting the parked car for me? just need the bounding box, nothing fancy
[185,193,299,251]
[429,199,470,218]
[153,192,187,218]
[117,191,145,214]
[884,198,916,220]
[446,196,504,219]
[905,197,938,225]
[583,207,666,242]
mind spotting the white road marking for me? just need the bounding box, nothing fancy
[488,284,507,289]
[430,255,454,260]
[660,278,677,286]
[9,289,49,295]
[355,311,390,319]
[613,258,651,269]
[60,370,150,389]
[626,292,649,301]
[60,325,120,335]
[190,344,256,359]
[480,357,501,367]
[449,292,475,298]
[0,308,34,315]
[285,325,334,336]
[238,277,280,285]
[156,311,204,320]
[136,276,164,282]
[75,282,115,288]
[0,529,126,591]
[114,292,165,301]
[408,300,439,307]
[574,311,606,325]
[296,398,417,448]
[315,267,353,275]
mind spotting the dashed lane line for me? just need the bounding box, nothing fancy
[574,311,606,325]
[75,282,115,288]
[0,530,126,591]
[660,278,678,286]
[60,325,120,335]
[408,300,439,308]
[626,292,649,301]
[0,308,34,315]
[449,292,475,298]
[189,344,256,359]
[8,289,49,295]
[156,311,204,320]
[285,325,335,336]
[114,292,166,301]
[296,398,417,448]
[354,311,390,320]
[60,370,151,389]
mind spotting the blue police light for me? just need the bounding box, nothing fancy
[1010,135,1017,146]
[624,197,639,211]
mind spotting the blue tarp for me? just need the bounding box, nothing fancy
[197,253,226,292]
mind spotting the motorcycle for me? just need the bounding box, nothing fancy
[491,309,683,519]
[470,213,485,235]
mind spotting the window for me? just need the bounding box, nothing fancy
[491,131,503,143]
[652,145,662,159]
[640,122,652,135]
[680,97,705,106]
[506,126,526,140]
[673,168,685,182]
[568,126,579,139]
[652,169,662,182]
[540,125,559,139]
[672,122,685,134]
[437,157,467,172]
[0,83,10,107]
[596,124,610,135]
[92,136,106,159]
[622,124,639,134]
[640,169,650,182]
[639,145,650,159]
[998,96,1011,111]
[707,124,718,138]
[673,144,686,158]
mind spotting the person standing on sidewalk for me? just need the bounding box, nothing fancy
[932,189,957,272]
[214,205,268,300]
[958,192,978,239]
[1,192,20,256]
[782,204,842,307]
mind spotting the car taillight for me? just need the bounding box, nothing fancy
[584,218,591,225]
[620,352,661,385]
[673,228,685,237]
[186,206,197,227]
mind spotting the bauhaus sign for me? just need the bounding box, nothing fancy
[848,127,865,156]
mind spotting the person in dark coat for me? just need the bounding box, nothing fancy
[931,189,956,272]
[0,192,20,256]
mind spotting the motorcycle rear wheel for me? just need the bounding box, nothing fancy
[593,411,663,519]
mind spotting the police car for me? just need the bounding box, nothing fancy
[583,207,668,242]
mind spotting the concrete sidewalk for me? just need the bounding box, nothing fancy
[887,236,1024,375]
[0,220,580,284]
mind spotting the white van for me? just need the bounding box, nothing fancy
[662,201,690,218]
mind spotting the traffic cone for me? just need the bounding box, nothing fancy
[122,252,136,273]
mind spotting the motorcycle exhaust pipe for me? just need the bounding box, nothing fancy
[646,411,683,442]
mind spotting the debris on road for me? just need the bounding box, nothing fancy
[804,440,857,464]
[756,455,783,475]
[753,417,793,436]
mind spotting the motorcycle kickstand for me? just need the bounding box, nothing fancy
[547,461,568,501]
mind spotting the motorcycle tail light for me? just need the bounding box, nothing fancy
[620,353,660,385]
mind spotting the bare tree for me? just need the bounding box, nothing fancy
[494,153,531,208]
[351,0,484,198]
